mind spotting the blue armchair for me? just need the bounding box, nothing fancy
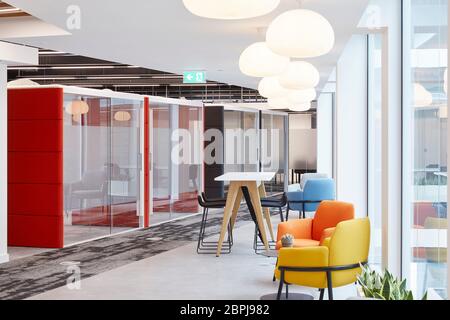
[286,178,336,220]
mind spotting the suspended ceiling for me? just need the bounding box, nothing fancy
[3,0,370,93]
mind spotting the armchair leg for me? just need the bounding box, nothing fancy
[326,271,333,301]
[286,207,290,221]
[285,284,289,299]
[319,289,324,300]
[277,272,284,300]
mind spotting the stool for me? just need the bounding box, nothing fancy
[197,193,233,254]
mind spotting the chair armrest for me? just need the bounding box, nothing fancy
[319,227,336,245]
[277,218,313,242]
[278,247,329,270]
[286,190,303,202]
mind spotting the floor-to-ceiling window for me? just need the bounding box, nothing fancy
[368,33,383,269]
[403,0,448,299]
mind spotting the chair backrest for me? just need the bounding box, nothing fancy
[300,173,328,190]
[328,218,371,287]
[312,200,354,240]
[303,179,336,212]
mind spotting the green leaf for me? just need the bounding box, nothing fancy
[362,286,373,298]
[374,292,385,300]
[399,278,407,292]
[381,276,391,300]
[406,291,414,300]
[422,291,428,300]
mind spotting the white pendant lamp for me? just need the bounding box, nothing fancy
[7,78,40,88]
[66,99,89,115]
[413,83,432,107]
[288,88,317,104]
[267,96,292,109]
[266,9,335,58]
[72,114,81,123]
[289,102,311,112]
[114,111,131,122]
[239,42,289,77]
[279,61,320,90]
[258,76,289,98]
[182,0,280,20]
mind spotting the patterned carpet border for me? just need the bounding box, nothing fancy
[0,208,258,300]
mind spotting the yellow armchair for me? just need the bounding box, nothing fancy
[275,218,370,300]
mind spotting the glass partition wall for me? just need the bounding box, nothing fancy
[150,101,203,224]
[223,108,260,191]
[261,111,288,194]
[403,0,448,299]
[63,93,142,245]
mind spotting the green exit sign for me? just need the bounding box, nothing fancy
[183,71,206,84]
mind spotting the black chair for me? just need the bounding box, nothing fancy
[253,192,287,254]
[197,193,233,254]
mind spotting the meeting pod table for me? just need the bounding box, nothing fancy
[7,85,203,248]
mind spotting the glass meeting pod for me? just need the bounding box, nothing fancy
[7,85,144,248]
[63,88,143,245]
[203,104,261,197]
[147,96,203,225]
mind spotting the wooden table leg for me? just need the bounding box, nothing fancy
[246,181,269,252]
[216,181,240,257]
[258,182,275,241]
[230,187,243,230]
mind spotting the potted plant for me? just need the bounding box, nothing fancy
[281,234,294,248]
[356,264,427,300]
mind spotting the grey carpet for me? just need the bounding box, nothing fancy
[0,207,266,300]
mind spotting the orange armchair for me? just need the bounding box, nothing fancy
[276,201,354,250]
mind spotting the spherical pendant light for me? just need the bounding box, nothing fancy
[289,102,311,112]
[182,0,280,20]
[239,42,289,77]
[66,99,89,115]
[266,9,335,58]
[279,61,320,90]
[413,83,432,107]
[114,111,131,122]
[267,96,292,109]
[258,76,289,98]
[288,88,317,104]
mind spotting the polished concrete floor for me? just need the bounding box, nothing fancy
[28,219,357,300]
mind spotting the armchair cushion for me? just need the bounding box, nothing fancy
[276,238,319,250]
[276,218,312,242]
[300,173,328,190]
[312,201,354,241]
[319,227,335,245]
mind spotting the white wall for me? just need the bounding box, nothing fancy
[359,0,403,276]
[336,35,368,218]
[0,63,8,263]
[317,93,334,177]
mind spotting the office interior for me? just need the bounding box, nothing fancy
[0,0,449,302]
